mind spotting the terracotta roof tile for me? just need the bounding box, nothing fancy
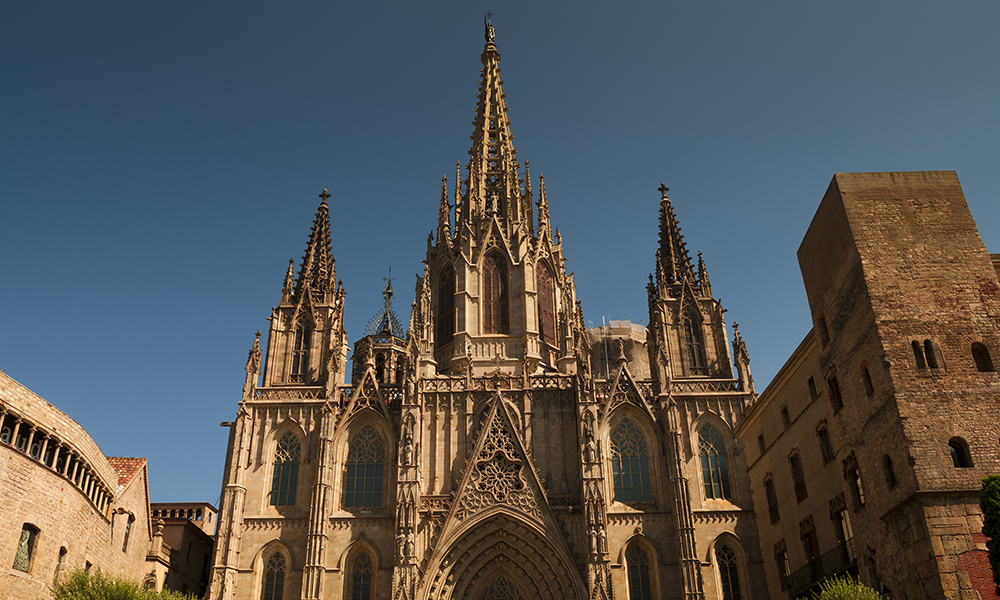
[107,457,146,488]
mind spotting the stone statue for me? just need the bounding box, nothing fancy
[484,14,496,43]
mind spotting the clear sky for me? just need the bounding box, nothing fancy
[2,2,998,504]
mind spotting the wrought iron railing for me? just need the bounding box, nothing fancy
[788,542,857,597]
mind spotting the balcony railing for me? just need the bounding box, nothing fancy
[788,542,857,597]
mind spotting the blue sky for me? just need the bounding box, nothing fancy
[2,2,998,503]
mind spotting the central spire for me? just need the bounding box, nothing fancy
[460,14,525,231]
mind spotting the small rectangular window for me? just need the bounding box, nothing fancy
[781,406,790,428]
[790,452,808,502]
[817,423,834,464]
[757,434,766,456]
[764,476,779,524]
[828,375,844,413]
[13,524,39,572]
[807,377,817,399]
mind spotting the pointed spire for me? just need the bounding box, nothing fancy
[438,176,451,243]
[697,251,712,295]
[454,162,464,226]
[537,173,551,239]
[363,268,406,338]
[461,14,523,233]
[656,183,695,286]
[524,161,534,236]
[293,189,336,302]
[281,258,295,303]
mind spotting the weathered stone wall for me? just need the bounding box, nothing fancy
[0,372,150,600]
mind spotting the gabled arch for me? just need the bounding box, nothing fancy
[415,509,586,600]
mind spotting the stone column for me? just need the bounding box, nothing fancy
[302,407,333,599]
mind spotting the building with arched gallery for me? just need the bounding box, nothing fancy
[0,371,152,599]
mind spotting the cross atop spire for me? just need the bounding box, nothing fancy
[292,191,336,302]
[655,182,696,287]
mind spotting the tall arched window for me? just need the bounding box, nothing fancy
[683,311,706,375]
[610,419,652,502]
[699,424,732,500]
[483,253,509,334]
[262,551,287,600]
[716,543,742,600]
[482,574,524,600]
[626,546,653,600]
[436,263,456,348]
[537,262,556,345]
[350,552,373,600]
[972,342,994,372]
[344,426,386,509]
[270,432,301,506]
[290,322,312,382]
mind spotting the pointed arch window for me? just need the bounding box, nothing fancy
[262,551,287,600]
[482,574,524,600]
[626,546,653,600]
[716,543,743,600]
[537,262,557,345]
[699,424,732,500]
[350,552,373,600]
[610,419,652,502]
[290,322,312,383]
[483,252,509,334]
[683,311,707,375]
[344,426,386,509]
[436,262,456,348]
[270,432,301,506]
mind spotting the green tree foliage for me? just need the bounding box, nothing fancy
[50,568,198,600]
[812,575,881,600]
[983,475,1000,596]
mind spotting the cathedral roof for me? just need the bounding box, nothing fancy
[108,456,146,489]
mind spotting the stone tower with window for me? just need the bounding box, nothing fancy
[209,17,767,600]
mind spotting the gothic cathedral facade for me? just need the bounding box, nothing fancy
[209,21,768,600]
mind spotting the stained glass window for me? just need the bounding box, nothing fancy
[270,432,301,506]
[626,546,653,600]
[699,424,732,500]
[436,263,456,348]
[262,552,286,600]
[537,262,556,345]
[483,253,509,334]
[610,419,652,502]
[717,544,742,600]
[344,426,385,509]
[351,552,373,600]
[481,574,524,600]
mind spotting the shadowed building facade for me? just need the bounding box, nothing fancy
[209,19,767,600]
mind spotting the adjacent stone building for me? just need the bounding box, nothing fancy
[0,371,152,599]
[736,171,1000,600]
[209,18,767,600]
[146,502,218,596]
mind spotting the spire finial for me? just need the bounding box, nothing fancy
[484,11,496,43]
[319,188,331,205]
[658,183,669,201]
